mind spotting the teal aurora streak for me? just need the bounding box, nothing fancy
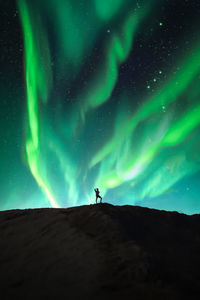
[17,0,200,213]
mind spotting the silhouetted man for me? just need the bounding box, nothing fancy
[94,188,102,204]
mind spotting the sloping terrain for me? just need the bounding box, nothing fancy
[0,203,200,299]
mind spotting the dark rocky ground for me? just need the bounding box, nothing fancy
[0,203,200,299]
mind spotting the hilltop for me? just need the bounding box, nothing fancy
[0,203,200,299]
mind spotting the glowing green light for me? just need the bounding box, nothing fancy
[95,0,123,21]
[81,5,150,115]
[90,42,200,168]
[18,0,200,212]
[18,0,59,208]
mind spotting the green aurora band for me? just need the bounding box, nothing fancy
[18,0,59,207]
[18,0,200,210]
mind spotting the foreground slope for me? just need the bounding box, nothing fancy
[0,203,200,299]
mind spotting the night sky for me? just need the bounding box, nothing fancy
[1,0,200,214]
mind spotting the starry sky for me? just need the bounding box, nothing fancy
[1,0,200,214]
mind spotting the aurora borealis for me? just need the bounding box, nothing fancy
[1,0,200,213]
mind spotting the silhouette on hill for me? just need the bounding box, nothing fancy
[94,188,102,204]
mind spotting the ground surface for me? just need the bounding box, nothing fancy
[0,203,200,299]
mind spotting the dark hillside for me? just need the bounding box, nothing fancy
[0,204,200,299]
